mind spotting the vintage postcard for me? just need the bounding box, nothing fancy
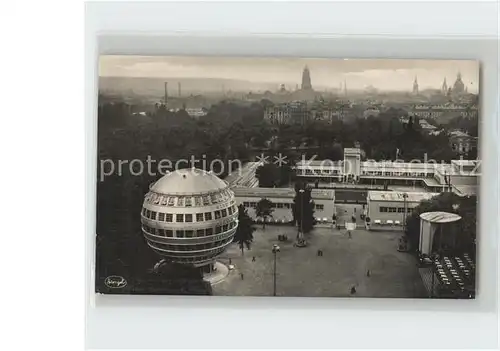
[96,56,478,298]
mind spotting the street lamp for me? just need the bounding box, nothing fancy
[430,253,439,298]
[298,189,305,239]
[402,193,408,232]
[272,244,280,296]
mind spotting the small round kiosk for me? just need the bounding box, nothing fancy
[419,211,462,256]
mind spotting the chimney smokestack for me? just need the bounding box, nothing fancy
[164,82,168,106]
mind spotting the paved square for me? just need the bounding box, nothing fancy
[213,224,427,298]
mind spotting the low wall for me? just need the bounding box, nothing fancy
[366,223,404,232]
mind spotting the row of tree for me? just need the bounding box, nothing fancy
[232,183,317,254]
[255,163,294,188]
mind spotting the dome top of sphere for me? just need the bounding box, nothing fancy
[151,168,228,195]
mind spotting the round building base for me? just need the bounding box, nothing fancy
[202,261,229,285]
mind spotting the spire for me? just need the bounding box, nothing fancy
[301,65,312,90]
[452,71,465,94]
[412,76,419,95]
[442,77,448,94]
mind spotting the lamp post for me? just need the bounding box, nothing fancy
[298,189,305,239]
[430,253,439,298]
[272,244,280,296]
[402,193,408,232]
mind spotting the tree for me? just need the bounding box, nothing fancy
[407,116,414,131]
[278,162,294,187]
[233,204,255,255]
[255,163,281,187]
[291,183,316,238]
[255,198,274,229]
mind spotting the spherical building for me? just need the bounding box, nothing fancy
[140,168,238,273]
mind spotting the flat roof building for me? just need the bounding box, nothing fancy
[232,187,335,223]
[366,191,440,229]
[295,148,478,196]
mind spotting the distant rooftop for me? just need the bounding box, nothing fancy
[344,148,361,155]
[224,162,262,185]
[435,163,479,176]
[232,187,335,200]
[296,160,343,167]
[361,161,437,170]
[451,160,479,167]
[367,191,440,203]
[452,184,478,197]
[449,130,469,137]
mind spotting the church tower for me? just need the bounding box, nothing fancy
[412,76,419,95]
[301,66,312,90]
[452,71,465,94]
[442,78,448,95]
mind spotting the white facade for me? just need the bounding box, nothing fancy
[232,187,335,223]
[366,191,440,226]
[295,148,479,196]
[343,148,361,181]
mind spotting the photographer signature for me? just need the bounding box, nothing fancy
[104,275,127,289]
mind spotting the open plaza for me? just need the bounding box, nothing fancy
[213,223,427,298]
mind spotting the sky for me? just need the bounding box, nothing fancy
[99,56,480,92]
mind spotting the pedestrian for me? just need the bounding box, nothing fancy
[229,258,232,265]
[350,286,356,294]
[252,256,256,262]
[366,270,370,277]
[240,273,244,280]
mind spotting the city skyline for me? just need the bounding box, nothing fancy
[100,56,480,93]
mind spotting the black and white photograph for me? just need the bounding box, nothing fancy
[96,56,479,299]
